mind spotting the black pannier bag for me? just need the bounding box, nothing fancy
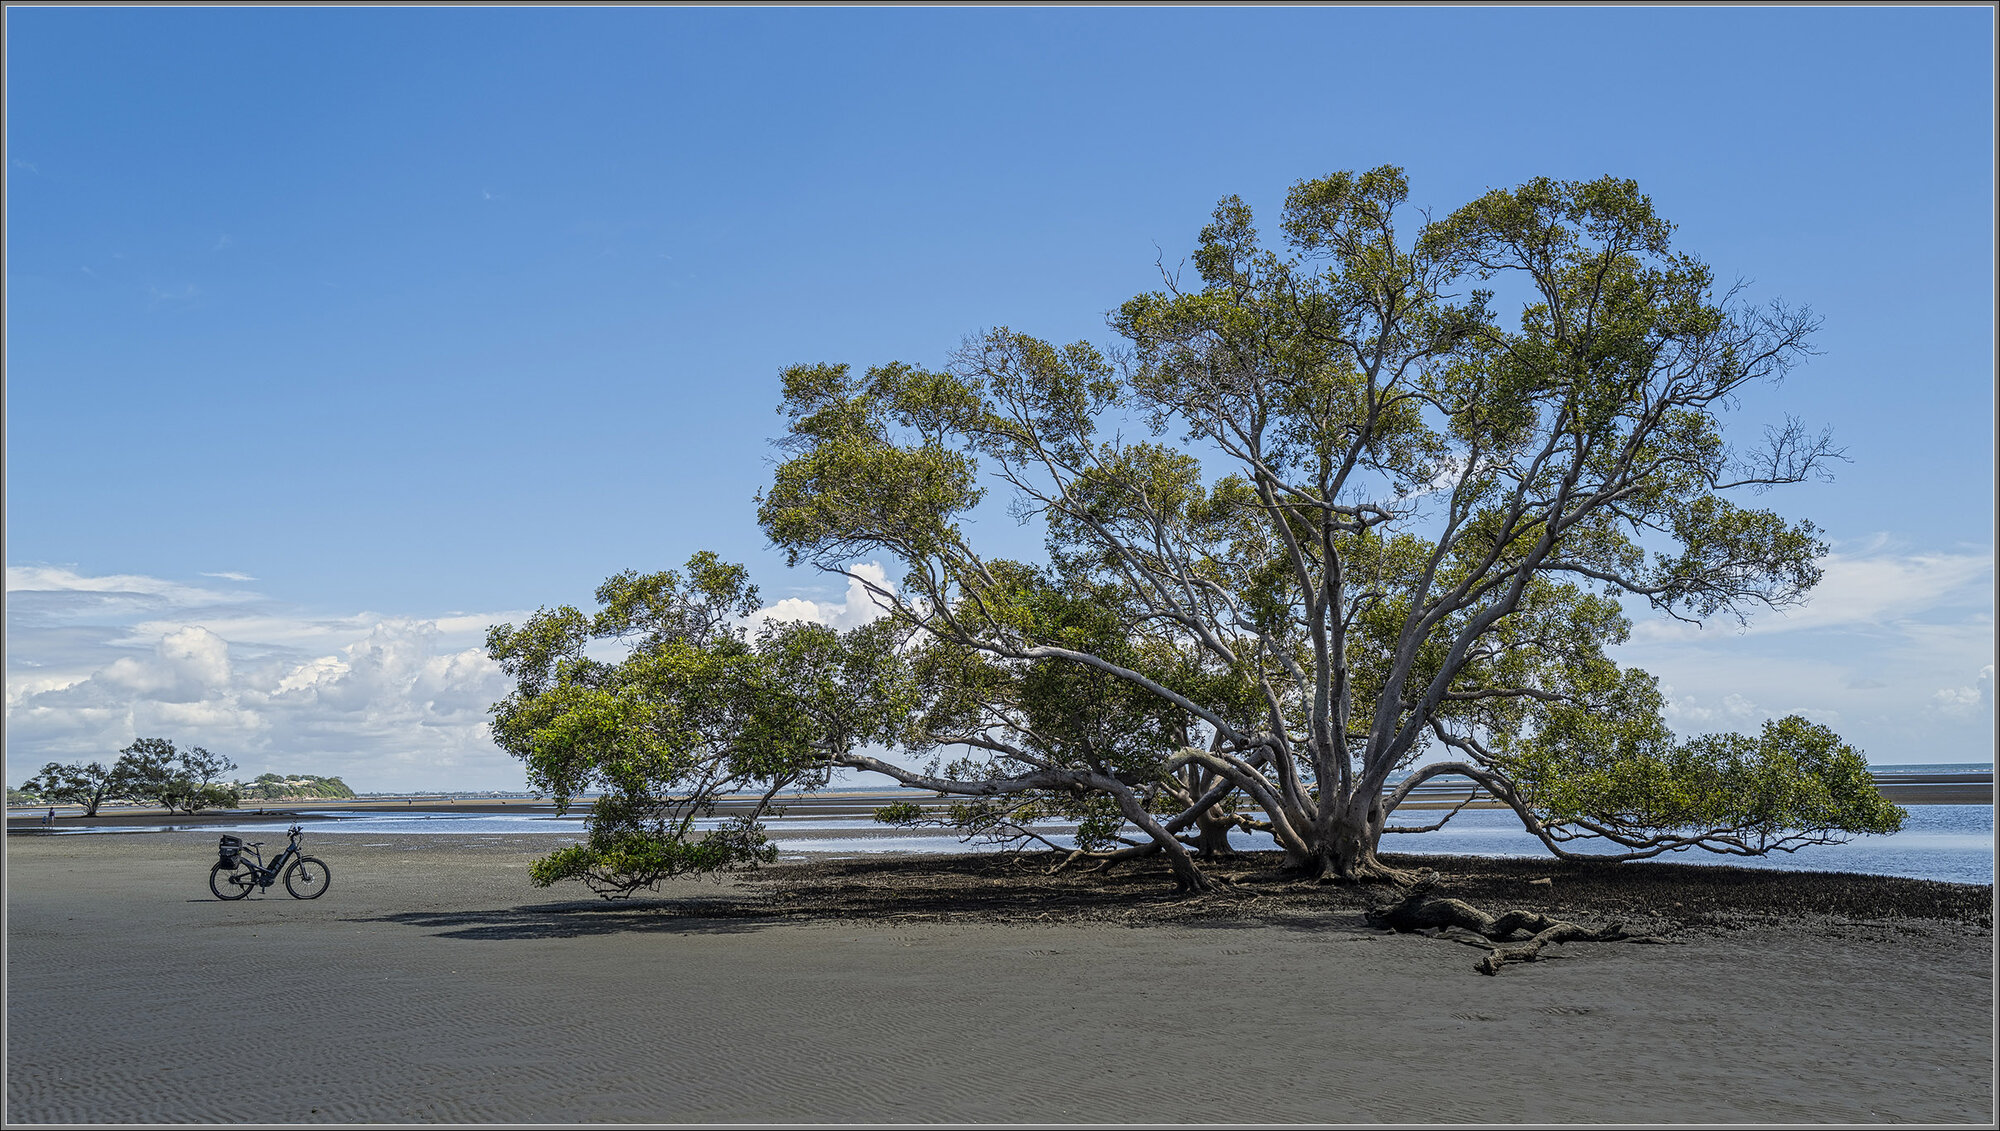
[217,834,243,867]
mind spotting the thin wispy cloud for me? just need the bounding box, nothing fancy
[11,157,40,175]
[146,282,201,309]
[199,571,258,582]
[1615,538,1994,762]
[8,564,255,606]
[1628,542,1992,643]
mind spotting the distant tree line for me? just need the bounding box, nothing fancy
[13,739,353,815]
[18,738,238,815]
[239,773,356,801]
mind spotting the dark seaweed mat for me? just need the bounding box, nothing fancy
[718,850,1992,932]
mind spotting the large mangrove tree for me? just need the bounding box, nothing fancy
[489,168,1901,895]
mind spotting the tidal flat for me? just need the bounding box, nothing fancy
[5,831,1992,1124]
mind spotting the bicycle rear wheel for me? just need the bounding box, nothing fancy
[209,861,256,900]
[284,855,331,899]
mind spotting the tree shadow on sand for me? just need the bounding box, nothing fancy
[345,854,1351,941]
[346,852,1992,943]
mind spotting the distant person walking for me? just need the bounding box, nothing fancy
[44,807,55,826]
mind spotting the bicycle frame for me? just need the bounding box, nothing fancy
[210,823,330,902]
[233,833,304,888]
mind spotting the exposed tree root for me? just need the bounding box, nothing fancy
[1328,860,1425,887]
[1266,847,1421,887]
[1040,842,1234,895]
[1364,871,1671,975]
[1048,841,1159,876]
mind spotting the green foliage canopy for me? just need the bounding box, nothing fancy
[22,760,125,817]
[487,553,915,895]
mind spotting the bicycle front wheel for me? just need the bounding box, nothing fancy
[284,856,332,899]
[210,861,256,900]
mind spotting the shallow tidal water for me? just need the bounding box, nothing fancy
[1371,803,1995,886]
[45,800,1994,886]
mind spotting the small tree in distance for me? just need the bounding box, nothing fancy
[491,167,1903,896]
[115,738,241,815]
[22,760,126,817]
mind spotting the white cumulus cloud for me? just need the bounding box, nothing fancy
[100,626,233,703]
[1930,664,1995,720]
[748,562,895,633]
[6,567,525,791]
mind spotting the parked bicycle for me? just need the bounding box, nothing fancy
[209,825,332,900]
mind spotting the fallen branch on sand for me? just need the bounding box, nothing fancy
[1364,871,1673,975]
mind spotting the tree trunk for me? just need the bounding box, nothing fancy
[1299,794,1409,884]
[1163,847,1215,894]
[83,781,114,817]
[1106,783,1214,894]
[1192,805,1236,856]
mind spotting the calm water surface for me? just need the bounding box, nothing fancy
[1368,803,1994,886]
[54,800,1990,886]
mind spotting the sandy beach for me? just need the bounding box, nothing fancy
[5,830,1993,1125]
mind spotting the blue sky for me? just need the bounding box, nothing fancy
[7,7,1993,790]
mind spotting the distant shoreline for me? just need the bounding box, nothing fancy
[9,768,1992,831]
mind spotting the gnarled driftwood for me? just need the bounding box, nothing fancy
[1364,871,1671,975]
